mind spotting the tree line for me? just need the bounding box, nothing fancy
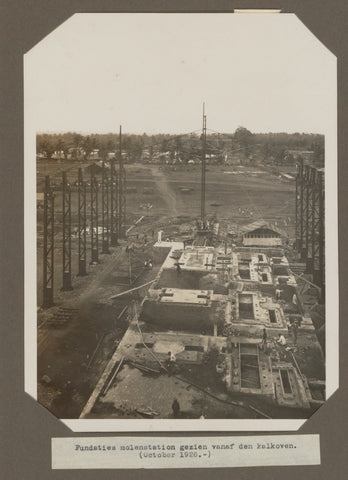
[37,127,324,165]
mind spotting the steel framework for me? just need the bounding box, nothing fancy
[110,159,118,246]
[101,162,110,254]
[90,165,99,263]
[118,126,126,238]
[295,161,306,259]
[42,175,55,308]
[61,171,73,290]
[295,163,325,296]
[77,168,87,276]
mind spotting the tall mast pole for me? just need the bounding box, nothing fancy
[201,103,207,225]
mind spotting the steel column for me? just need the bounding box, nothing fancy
[90,165,99,263]
[42,175,55,308]
[77,168,87,276]
[101,162,110,254]
[318,171,325,302]
[305,165,314,272]
[110,159,118,246]
[61,171,73,290]
[312,169,324,288]
[295,163,325,294]
[118,126,126,238]
[296,161,306,259]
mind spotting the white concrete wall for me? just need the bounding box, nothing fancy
[243,237,282,247]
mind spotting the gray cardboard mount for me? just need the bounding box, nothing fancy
[1,0,347,478]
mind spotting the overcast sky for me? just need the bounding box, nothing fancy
[24,13,336,135]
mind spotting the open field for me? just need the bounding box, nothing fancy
[37,161,296,304]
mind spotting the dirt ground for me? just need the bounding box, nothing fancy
[36,159,298,418]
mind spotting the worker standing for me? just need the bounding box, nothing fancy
[172,398,180,418]
[261,328,267,352]
[292,321,299,345]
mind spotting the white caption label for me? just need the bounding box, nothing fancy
[52,434,320,469]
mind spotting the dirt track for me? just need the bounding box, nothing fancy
[37,235,160,418]
[150,166,178,217]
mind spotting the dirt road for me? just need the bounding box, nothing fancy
[150,166,178,217]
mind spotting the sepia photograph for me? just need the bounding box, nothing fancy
[24,13,337,430]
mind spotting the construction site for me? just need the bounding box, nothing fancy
[37,113,325,421]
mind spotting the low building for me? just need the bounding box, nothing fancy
[243,226,282,247]
[286,150,314,164]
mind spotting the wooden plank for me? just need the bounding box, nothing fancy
[103,356,125,394]
[87,333,106,369]
[110,280,155,299]
[79,350,122,419]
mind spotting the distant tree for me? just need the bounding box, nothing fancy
[106,138,115,152]
[72,133,83,160]
[37,135,55,160]
[90,136,99,151]
[311,141,325,165]
[161,138,169,153]
[55,137,66,160]
[98,138,109,160]
[83,136,92,160]
[126,136,144,162]
[234,126,253,149]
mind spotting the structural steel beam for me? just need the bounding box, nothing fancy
[110,159,118,246]
[304,165,314,272]
[295,163,325,293]
[42,175,55,308]
[118,125,126,238]
[318,171,325,302]
[77,167,87,276]
[90,165,99,263]
[101,162,110,254]
[61,171,73,291]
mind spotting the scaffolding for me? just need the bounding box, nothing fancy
[42,175,55,308]
[295,162,325,296]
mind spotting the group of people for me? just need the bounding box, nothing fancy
[288,318,301,345]
[276,318,301,347]
[261,318,301,351]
